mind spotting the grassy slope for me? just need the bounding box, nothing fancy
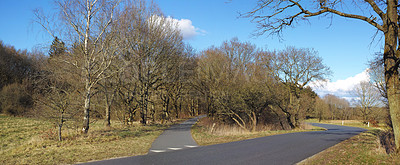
[0,115,167,164]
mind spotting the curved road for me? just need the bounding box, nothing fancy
[149,115,205,153]
[83,123,366,165]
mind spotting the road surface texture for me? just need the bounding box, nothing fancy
[149,115,206,153]
[82,123,366,165]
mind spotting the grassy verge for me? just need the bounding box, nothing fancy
[0,115,169,164]
[298,129,400,165]
[305,119,384,130]
[191,117,325,146]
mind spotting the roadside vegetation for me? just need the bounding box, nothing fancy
[299,129,400,165]
[295,119,398,164]
[306,119,386,130]
[0,114,168,164]
[191,117,325,146]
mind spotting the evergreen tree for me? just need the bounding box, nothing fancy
[48,37,66,58]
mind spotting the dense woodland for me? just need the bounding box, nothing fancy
[0,0,390,141]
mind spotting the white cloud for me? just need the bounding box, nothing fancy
[166,17,206,40]
[309,69,370,99]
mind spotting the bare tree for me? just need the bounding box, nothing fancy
[269,46,331,128]
[33,70,76,141]
[314,96,329,122]
[323,94,351,120]
[116,0,184,124]
[369,55,388,105]
[352,81,382,120]
[243,0,400,152]
[35,0,120,133]
[32,48,80,141]
[196,38,282,132]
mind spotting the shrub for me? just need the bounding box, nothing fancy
[0,82,33,116]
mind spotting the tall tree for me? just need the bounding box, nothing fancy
[116,0,184,124]
[268,46,330,128]
[244,0,400,151]
[35,0,120,133]
[196,38,280,131]
[352,81,382,120]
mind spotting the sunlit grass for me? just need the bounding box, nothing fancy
[305,119,386,130]
[0,114,168,164]
[191,117,325,146]
[298,129,400,165]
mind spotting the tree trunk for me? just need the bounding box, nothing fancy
[151,104,155,122]
[105,103,111,127]
[231,111,247,131]
[384,0,400,152]
[58,124,62,141]
[251,111,257,132]
[318,109,322,122]
[82,87,91,134]
[286,113,296,129]
[104,91,113,127]
[287,89,297,129]
[58,112,64,141]
[386,54,400,153]
[293,95,301,128]
[141,87,148,125]
[141,97,147,125]
[386,53,400,152]
[174,101,179,119]
[105,86,116,127]
[82,0,92,134]
[165,96,170,121]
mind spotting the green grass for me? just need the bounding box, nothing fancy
[0,115,168,164]
[298,129,400,165]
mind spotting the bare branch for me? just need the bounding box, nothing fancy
[242,0,385,36]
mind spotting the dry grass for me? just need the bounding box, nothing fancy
[305,119,385,130]
[298,129,400,165]
[0,114,169,164]
[191,117,324,146]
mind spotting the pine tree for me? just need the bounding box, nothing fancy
[48,37,66,58]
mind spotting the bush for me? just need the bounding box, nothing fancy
[0,82,33,116]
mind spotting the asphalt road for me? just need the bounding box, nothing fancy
[149,115,206,153]
[82,123,366,165]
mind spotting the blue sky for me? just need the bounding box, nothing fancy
[0,0,383,99]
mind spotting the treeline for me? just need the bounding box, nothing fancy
[0,38,329,132]
[0,42,42,116]
[1,0,336,139]
[311,94,388,124]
